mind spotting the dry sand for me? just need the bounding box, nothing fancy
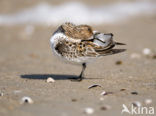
[0,1,156,116]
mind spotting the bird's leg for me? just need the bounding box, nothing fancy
[78,63,86,81]
[70,63,86,82]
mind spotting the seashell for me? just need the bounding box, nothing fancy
[20,96,34,104]
[132,101,141,107]
[100,91,106,96]
[142,48,152,56]
[145,99,152,105]
[88,84,102,89]
[46,77,55,83]
[100,91,113,96]
[0,92,4,96]
[84,107,94,114]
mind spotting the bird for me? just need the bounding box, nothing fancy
[50,22,125,81]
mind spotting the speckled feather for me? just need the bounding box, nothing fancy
[50,22,125,64]
[55,40,98,59]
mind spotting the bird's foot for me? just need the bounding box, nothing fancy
[69,76,84,82]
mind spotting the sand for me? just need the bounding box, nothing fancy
[0,1,156,116]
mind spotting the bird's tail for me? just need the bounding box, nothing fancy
[92,32,126,56]
[115,42,126,45]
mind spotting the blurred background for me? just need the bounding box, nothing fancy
[0,0,156,25]
[0,0,156,116]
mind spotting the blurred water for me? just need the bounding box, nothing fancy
[0,1,155,26]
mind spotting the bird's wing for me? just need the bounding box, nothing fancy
[82,40,126,57]
[54,37,125,58]
[81,41,112,57]
[54,40,99,58]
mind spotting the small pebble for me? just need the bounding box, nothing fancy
[132,101,141,107]
[130,53,141,59]
[100,105,111,110]
[131,91,138,95]
[88,84,102,89]
[142,48,156,59]
[115,60,122,65]
[145,99,152,105]
[142,48,152,56]
[0,92,4,96]
[101,91,113,96]
[152,54,156,59]
[100,91,113,96]
[46,77,55,83]
[84,107,94,114]
[100,91,106,96]
[100,106,107,111]
[120,89,126,91]
[20,96,34,104]
[71,99,77,102]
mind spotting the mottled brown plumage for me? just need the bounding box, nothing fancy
[61,22,93,40]
[55,40,99,59]
[50,22,126,81]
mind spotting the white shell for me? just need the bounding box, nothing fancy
[145,99,152,105]
[142,48,152,55]
[84,107,94,114]
[20,96,34,104]
[100,91,106,96]
[0,92,4,96]
[132,101,141,107]
[46,77,55,83]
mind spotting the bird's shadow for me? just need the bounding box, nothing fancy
[20,74,101,80]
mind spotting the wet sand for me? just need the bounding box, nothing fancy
[0,1,156,116]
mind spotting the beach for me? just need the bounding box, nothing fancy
[0,0,156,116]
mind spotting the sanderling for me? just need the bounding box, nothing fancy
[50,22,125,81]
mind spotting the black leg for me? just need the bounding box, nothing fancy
[78,63,86,81]
[70,63,86,82]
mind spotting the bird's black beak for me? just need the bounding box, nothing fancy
[115,42,126,45]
